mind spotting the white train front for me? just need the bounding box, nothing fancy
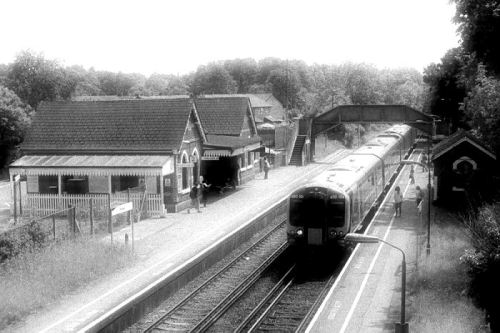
[287,125,415,246]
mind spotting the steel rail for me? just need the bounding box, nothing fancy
[143,219,287,332]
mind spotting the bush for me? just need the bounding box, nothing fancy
[461,203,500,331]
[0,221,46,262]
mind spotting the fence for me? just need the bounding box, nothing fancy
[0,206,77,262]
[22,192,163,220]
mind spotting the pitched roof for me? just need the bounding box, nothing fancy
[254,93,286,121]
[200,94,272,108]
[194,97,254,136]
[22,98,194,153]
[205,134,261,149]
[432,129,496,161]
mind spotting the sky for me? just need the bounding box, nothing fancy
[0,0,460,75]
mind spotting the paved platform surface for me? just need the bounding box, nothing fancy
[8,150,348,333]
[306,148,429,333]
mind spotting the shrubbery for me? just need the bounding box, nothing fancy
[0,221,46,262]
[461,203,500,331]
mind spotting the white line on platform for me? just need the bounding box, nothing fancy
[338,155,417,333]
[39,150,346,333]
[306,148,422,333]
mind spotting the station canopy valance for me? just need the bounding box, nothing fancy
[203,135,262,158]
[9,155,174,176]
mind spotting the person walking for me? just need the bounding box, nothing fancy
[200,175,211,208]
[263,157,271,180]
[409,165,415,184]
[188,182,201,213]
[415,185,424,212]
[421,153,428,172]
[394,186,403,217]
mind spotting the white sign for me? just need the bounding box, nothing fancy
[14,175,20,182]
[111,202,133,216]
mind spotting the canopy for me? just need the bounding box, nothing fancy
[9,155,174,176]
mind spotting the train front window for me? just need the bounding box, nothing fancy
[289,195,326,227]
[327,197,345,227]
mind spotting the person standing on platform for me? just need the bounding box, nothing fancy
[415,185,424,211]
[394,186,403,217]
[409,165,415,184]
[200,175,211,208]
[263,157,271,180]
[188,182,201,213]
[421,153,428,172]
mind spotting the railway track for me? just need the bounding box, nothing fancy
[143,220,288,332]
[231,255,342,332]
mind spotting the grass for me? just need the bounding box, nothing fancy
[408,214,488,332]
[0,237,135,329]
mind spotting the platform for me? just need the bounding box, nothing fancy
[306,148,429,333]
[9,150,347,333]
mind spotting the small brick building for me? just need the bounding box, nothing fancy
[432,130,497,205]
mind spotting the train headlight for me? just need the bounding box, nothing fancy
[329,230,337,238]
[296,228,304,237]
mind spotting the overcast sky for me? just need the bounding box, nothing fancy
[1,0,459,75]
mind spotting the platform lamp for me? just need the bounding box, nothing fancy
[414,119,436,256]
[345,233,409,333]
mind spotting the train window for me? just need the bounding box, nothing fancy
[327,197,345,227]
[289,196,326,227]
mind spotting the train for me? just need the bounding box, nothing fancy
[287,124,416,246]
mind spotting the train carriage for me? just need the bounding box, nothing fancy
[287,125,415,246]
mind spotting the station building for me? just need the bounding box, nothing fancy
[9,96,265,215]
[432,129,497,205]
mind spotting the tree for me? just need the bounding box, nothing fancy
[0,86,32,168]
[189,63,237,96]
[223,58,258,93]
[145,73,189,95]
[97,71,136,96]
[266,68,304,110]
[6,50,74,108]
[454,0,500,76]
[462,65,500,156]
[423,48,468,130]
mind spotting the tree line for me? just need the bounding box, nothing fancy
[423,0,500,157]
[0,51,425,170]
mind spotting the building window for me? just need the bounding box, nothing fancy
[182,153,189,190]
[111,176,140,193]
[247,151,254,168]
[62,175,89,194]
[39,176,58,194]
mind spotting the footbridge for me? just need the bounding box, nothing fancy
[292,105,437,165]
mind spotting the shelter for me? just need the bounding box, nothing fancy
[432,130,497,205]
[10,98,206,214]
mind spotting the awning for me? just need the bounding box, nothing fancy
[9,155,174,176]
[203,149,231,157]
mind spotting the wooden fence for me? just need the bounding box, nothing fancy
[23,193,163,219]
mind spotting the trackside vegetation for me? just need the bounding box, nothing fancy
[461,203,500,332]
[0,237,134,329]
[409,211,488,333]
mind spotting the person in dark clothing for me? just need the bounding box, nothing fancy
[199,175,211,208]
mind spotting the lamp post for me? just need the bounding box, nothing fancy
[410,119,435,256]
[345,233,409,333]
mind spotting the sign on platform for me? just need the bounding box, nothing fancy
[111,202,133,216]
